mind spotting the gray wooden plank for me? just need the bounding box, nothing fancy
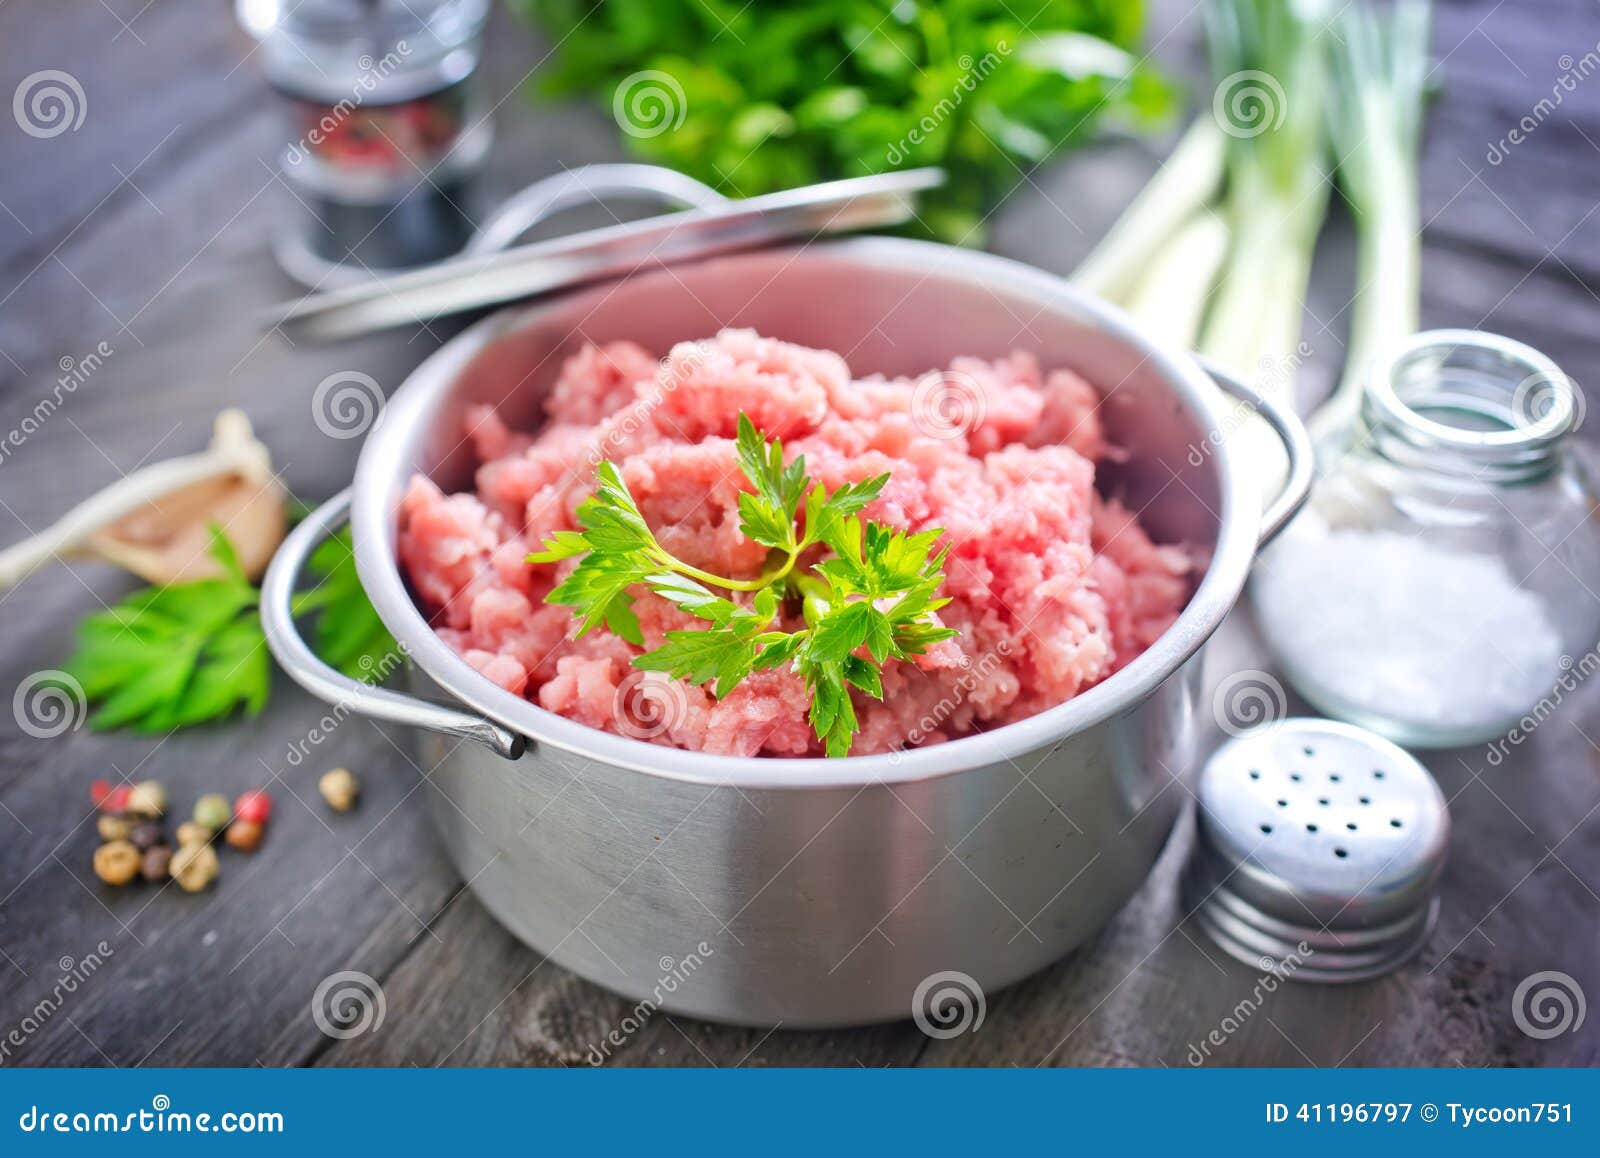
[0,709,462,1066]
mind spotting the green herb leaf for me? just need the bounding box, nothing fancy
[531,411,959,755]
[62,515,400,733]
[62,530,270,733]
[293,525,400,679]
[514,0,1175,244]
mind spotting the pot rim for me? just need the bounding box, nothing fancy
[352,236,1255,788]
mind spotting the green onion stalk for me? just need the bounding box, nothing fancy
[1311,0,1430,443]
[1197,0,1334,502]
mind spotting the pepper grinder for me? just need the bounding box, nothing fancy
[237,0,492,286]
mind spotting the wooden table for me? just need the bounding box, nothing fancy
[1,1,1595,1068]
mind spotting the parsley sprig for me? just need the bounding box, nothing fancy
[530,414,958,756]
[60,521,396,733]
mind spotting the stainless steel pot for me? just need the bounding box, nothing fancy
[262,238,1311,1028]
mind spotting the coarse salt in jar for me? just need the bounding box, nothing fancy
[1251,329,1600,748]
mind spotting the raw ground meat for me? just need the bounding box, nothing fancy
[398,329,1192,757]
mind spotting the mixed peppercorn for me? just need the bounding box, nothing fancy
[89,769,360,891]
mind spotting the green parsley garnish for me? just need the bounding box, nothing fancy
[61,530,271,732]
[530,414,959,756]
[61,520,397,733]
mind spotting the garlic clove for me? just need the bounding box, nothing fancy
[0,409,287,589]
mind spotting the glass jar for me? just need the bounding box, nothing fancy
[237,0,492,282]
[1251,330,1600,748]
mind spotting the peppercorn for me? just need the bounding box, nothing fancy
[175,821,212,848]
[102,784,132,815]
[90,779,111,808]
[140,845,172,883]
[170,843,219,893]
[126,780,167,818]
[225,819,264,852]
[93,840,141,886]
[193,793,232,833]
[128,821,163,851]
[318,768,360,812]
[234,789,272,825]
[97,813,135,842]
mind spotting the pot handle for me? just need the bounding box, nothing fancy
[1198,358,1314,548]
[260,490,526,760]
[464,163,730,256]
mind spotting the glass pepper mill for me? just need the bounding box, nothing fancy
[1251,329,1600,748]
[237,0,492,285]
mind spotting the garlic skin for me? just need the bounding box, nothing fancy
[0,409,287,588]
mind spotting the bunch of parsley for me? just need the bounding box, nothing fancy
[516,0,1171,243]
[532,414,958,755]
[60,523,395,733]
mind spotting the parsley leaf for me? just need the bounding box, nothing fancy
[514,0,1174,245]
[60,518,399,733]
[62,530,271,733]
[292,525,401,680]
[532,413,959,755]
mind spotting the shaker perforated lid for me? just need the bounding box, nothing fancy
[1182,718,1449,983]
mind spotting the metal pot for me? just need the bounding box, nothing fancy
[262,237,1310,1028]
